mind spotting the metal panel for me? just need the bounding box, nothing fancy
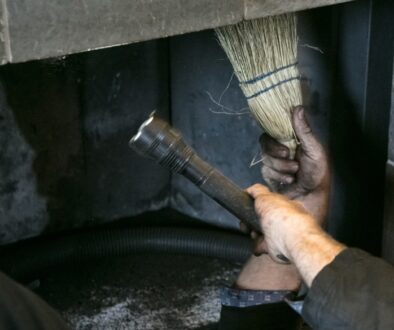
[382,69,394,263]
[82,40,171,221]
[383,161,394,263]
[0,83,48,244]
[330,0,394,254]
[0,58,84,243]
[169,30,262,229]
[0,39,171,244]
[389,82,394,162]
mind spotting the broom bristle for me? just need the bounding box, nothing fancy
[215,13,302,157]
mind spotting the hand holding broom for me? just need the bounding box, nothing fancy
[243,107,330,255]
[259,107,330,225]
[235,108,330,289]
[216,13,302,190]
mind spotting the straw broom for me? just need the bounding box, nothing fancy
[215,13,302,161]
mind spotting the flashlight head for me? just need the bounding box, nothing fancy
[129,114,192,173]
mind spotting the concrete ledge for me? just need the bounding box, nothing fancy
[0,0,353,64]
[245,0,354,19]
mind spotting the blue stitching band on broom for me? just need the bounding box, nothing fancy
[240,62,304,100]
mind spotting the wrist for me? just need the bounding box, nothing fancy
[278,213,319,260]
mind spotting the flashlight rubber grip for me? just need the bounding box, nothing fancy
[183,153,260,232]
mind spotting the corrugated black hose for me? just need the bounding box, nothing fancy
[0,226,252,283]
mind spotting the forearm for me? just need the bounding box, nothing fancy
[286,226,346,287]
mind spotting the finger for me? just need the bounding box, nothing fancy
[294,200,308,211]
[261,155,299,174]
[260,134,290,159]
[250,231,259,240]
[262,166,295,185]
[239,222,250,234]
[279,184,301,199]
[253,236,268,256]
[246,184,271,198]
[292,107,321,159]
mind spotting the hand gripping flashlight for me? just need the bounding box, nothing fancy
[129,114,290,263]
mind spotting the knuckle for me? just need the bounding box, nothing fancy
[302,126,313,135]
[261,166,270,179]
[272,171,285,182]
[251,183,262,190]
[275,160,293,173]
[261,154,270,166]
[282,175,294,184]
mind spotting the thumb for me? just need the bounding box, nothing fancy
[292,106,319,155]
[246,184,270,199]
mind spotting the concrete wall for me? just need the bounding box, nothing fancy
[0,41,171,243]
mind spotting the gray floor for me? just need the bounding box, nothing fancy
[35,254,242,330]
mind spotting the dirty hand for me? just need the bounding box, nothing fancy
[247,184,345,286]
[260,106,330,224]
[235,107,329,289]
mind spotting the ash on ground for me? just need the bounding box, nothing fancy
[36,254,242,330]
